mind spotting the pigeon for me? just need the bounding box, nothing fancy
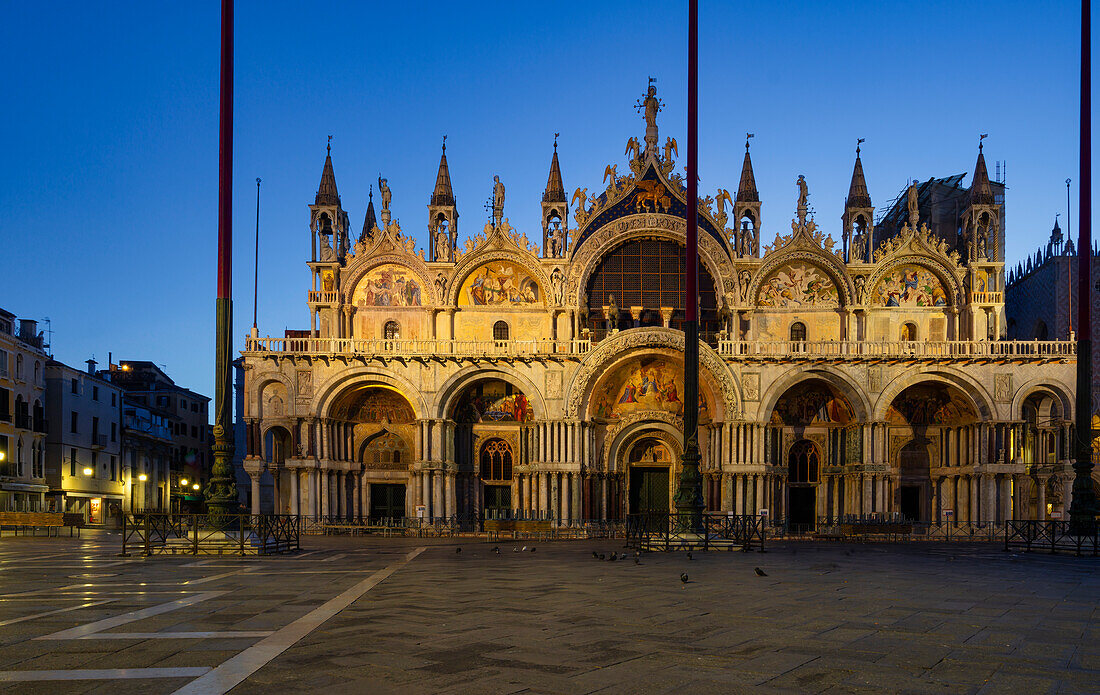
[592,551,600,559]
[493,547,501,554]
[599,554,606,560]
[634,556,641,565]
[530,547,536,553]
[686,552,693,561]
[610,552,618,561]
[754,567,768,576]
[522,546,528,552]
[455,547,462,553]
[680,572,689,583]
[513,547,520,553]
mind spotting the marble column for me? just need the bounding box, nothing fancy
[320,470,330,517]
[250,471,261,515]
[290,468,300,516]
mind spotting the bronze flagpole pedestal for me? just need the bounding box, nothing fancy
[206,0,239,522]
[673,0,705,533]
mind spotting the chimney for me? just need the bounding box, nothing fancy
[18,319,37,342]
[86,358,97,375]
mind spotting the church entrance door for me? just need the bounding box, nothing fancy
[788,486,816,531]
[370,484,405,520]
[483,485,511,520]
[629,467,669,529]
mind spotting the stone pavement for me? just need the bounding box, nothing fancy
[0,532,1098,694]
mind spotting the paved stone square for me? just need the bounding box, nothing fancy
[0,533,1098,694]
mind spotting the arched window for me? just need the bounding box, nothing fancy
[493,321,509,341]
[15,355,23,380]
[360,431,410,467]
[383,321,400,340]
[790,322,807,342]
[584,239,720,340]
[788,440,818,483]
[480,438,513,482]
[901,323,917,341]
[1034,320,1049,340]
[34,361,40,383]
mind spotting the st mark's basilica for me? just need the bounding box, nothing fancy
[241,82,1077,529]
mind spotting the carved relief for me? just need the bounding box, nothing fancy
[545,371,563,399]
[743,373,760,401]
[994,374,1013,403]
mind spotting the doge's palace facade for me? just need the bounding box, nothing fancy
[241,84,1076,528]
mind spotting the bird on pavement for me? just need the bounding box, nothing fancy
[686,552,693,560]
[492,547,501,554]
[680,572,689,583]
[754,567,768,576]
[592,551,600,559]
[455,547,461,553]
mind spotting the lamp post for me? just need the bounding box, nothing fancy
[206,0,238,521]
[673,0,705,533]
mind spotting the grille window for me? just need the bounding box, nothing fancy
[584,239,719,341]
[493,321,509,341]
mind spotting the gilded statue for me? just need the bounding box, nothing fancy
[716,188,734,216]
[571,187,588,210]
[624,137,640,161]
[603,164,618,186]
[663,137,678,162]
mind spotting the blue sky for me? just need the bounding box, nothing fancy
[0,1,1091,409]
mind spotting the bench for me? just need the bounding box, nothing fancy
[484,519,554,541]
[0,512,83,537]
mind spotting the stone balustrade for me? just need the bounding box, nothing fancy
[243,333,1076,361]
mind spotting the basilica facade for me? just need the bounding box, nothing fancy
[241,84,1077,528]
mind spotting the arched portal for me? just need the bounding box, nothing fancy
[886,381,979,523]
[623,434,680,529]
[327,385,417,521]
[450,378,534,522]
[767,378,855,527]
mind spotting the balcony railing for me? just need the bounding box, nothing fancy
[969,291,1004,304]
[245,336,594,357]
[715,339,1077,359]
[244,334,1076,360]
[92,434,108,449]
[307,290,339,304]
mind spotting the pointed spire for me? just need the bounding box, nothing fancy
[543,133,566,203]
[315,136,340,206]
[360,186,377,242]
[736,134,759,203]
[431,135,455,206]
[846,139,872,209]
[968,134,995,205]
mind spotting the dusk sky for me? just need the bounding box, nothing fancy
[1,1,1090,415]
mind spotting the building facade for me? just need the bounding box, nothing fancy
[0,309,48,511]
[108,361,211,511]
[242,84,1077,527]
[44,359,124,523]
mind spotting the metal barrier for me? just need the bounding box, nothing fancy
[121,513,300,556]
[1005,520,1100,556]
[625,512,766,552]
[295,513,625,539]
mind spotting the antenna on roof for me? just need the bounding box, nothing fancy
[41,317,53,357]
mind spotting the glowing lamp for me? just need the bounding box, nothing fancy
[192,483,200,491]
[138,473,148,482]
[83,467,93,476]
[180,478,188,486]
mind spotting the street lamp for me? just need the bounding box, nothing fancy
[192,483,200,491]
[138,473,148,482]
[83,467,93,476]
[180,478,189,486]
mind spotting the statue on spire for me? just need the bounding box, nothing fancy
[907,182,919,230]
[378,174,392,225]
[492,175,506,228]
[635,77,663,156]
[796,175,809,225]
